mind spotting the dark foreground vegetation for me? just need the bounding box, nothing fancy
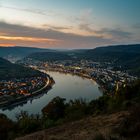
[0,80,140,140]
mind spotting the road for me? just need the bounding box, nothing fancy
[32,76,50,94]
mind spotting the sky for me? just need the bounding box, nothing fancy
[0,0,140,49]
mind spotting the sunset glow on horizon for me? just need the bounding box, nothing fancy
[0,43,16,47]
[0,0,140,49]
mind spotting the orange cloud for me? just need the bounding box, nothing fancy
[0,35,60,44]
[0,35,63,48]
[0,43,16,47]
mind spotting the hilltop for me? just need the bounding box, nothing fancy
[0,46,54,62]
[26,44,140,60]
[16,111,129,140]
[0,57,42,80]
[14,80,140,140]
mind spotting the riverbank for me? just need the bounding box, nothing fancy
[0,68,103,109]
[0,75,55,110]
[42,68,106,94]
[0,70,102,121]
[1,78,140,140]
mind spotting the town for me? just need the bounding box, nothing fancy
[0,73,54,108]
[20,58,137,94]
[0,58,137,109]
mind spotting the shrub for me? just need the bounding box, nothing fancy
[64,99,88,121]
[0,114,15,140]
[118,104,140,139]
[16,111,42,134]
[42,97,66,120]
[93,133,106,140]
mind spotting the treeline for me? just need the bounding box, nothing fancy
[0,57,42,80]
[0,80,140,140]
[28,51,72,62]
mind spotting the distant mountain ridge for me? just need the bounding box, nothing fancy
[28,51,72,61]
[26,44,140,61]
[72,44,140,59]
[81,44,140,73]
[0,46,54,62]
[92,44,140,53]
[1,44,140,62]
[1,44,140,76]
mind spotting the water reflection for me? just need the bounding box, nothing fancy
[0,71,102,120]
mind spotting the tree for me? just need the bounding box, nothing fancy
[42,97,66,120]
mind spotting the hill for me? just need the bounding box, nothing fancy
[11,80,140,140]
[80,44,140,76]
[26,44,140,76]
[28,51,72,61]
[16,111,129,140]
[0,46,54,62]
[0,57,42,80]
[66,44,140,62]
[0,79,140,139]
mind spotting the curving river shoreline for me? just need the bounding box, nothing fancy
[0,71,102,120]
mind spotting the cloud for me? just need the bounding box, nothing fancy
[0,43,16,47]
[74,9,94,27]
[78,22,132,41]
[0,35,59,43]
[79,23,95,33]
[132,23,140,29]
[81,9,93,19]
[42,24,72,31]
[0,5,48,16]
[95,28,132,41]
[74,8,133,41]
[0,21,135,48]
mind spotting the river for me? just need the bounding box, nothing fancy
[0,71,102,120]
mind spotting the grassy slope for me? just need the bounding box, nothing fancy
[16,111,129,140]
[16,80,140,140]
